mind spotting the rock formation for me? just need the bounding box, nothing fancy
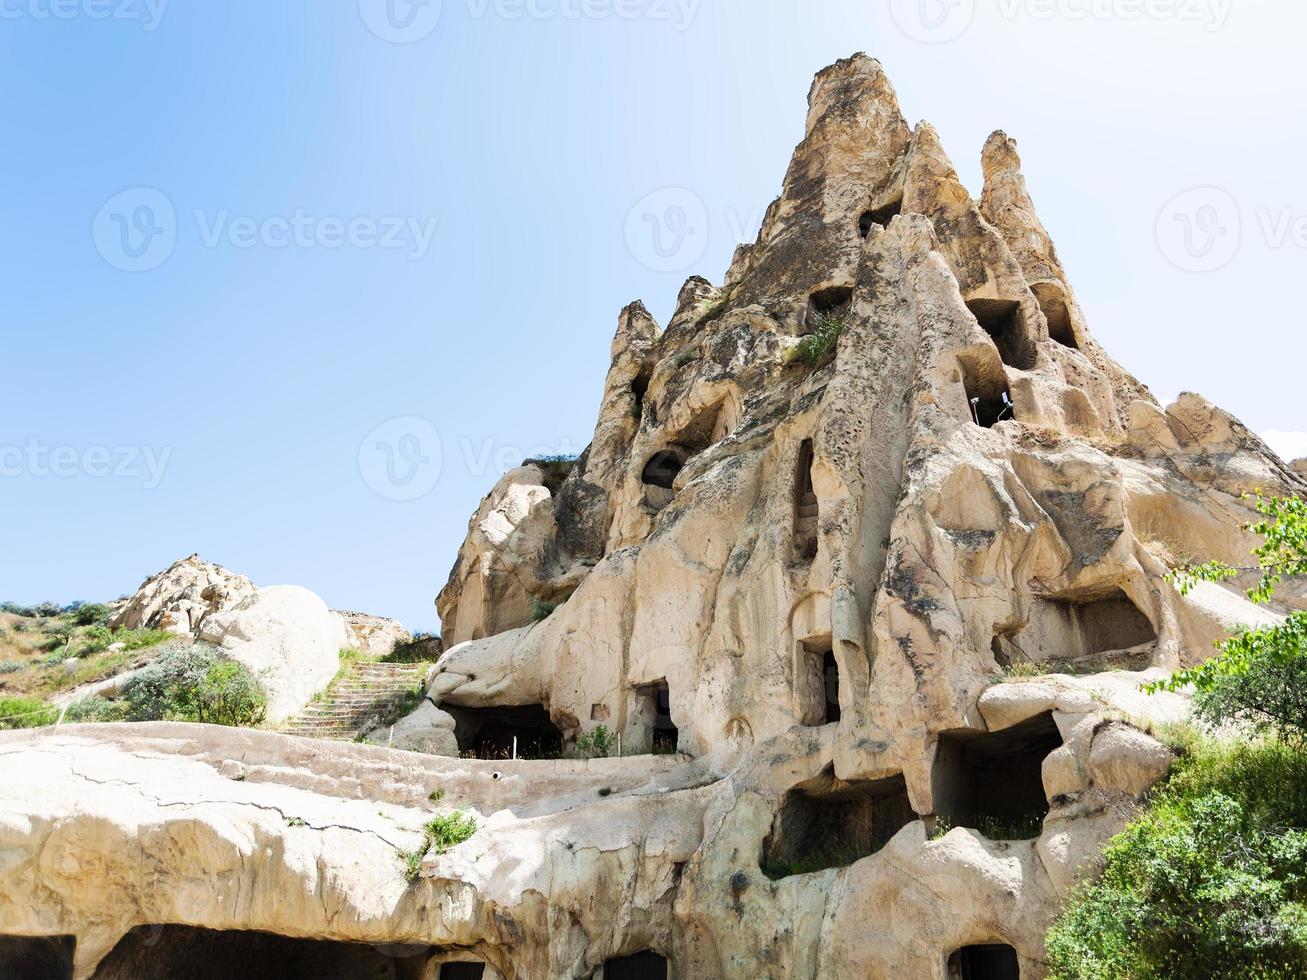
[1,55,1302,979]
[109,556,412,721]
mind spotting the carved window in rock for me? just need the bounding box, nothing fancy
[631,366,654,422]
[966,299,1036,371]
[858,199,902,238]
[793,439,819,562]
[603,951,669,980]
[1031,283,1077,350]
[947,943,1021,980]
[804,286,853,335]
[798,638,840,727]
[641,399,731,511]
[931,712,1062,841]
[761,767,917,878]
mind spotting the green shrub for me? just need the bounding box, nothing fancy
[118,644,267,727]
[531,600,557,622]
[576,724,615,759]
[783,310,847,369]
[0,696,59,730]
[75,624,114,656]
[523,454,578,495]
[400,809,478,883]
[1047,740,1307,979]
[0,661,25,675]
[70,603,111,626]
[63,697,129,724]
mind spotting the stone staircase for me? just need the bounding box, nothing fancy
[280,661,426,742]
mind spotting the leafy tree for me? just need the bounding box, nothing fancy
[1151,493,1307,742]
[70,603,111,626]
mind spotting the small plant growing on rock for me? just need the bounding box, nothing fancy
[576,724,615,759]
[783,309,847,369]
[400,809,478,883]
[531,600,557,622]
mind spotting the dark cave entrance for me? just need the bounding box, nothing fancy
[966,299,1035,371]
[631,366,653,422]
[997,589,1158,672]
[804,285,853,335]
[603,950,669,980]
[859,199,902,238]
[1032,283,1077,350]
[957,353,1015,429]
[443,703,565,760]
[793,438,818,563]
[761,767,917,878]
[638,679,678,754]
[89,926,432,980]
[0,935,75,980]
[948,943,1021,980]
[798,640,841,727]
[932,712,1062,840]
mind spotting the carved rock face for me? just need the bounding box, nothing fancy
[3,54,1302,980]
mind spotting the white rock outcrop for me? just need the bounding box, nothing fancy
[198,586,351,722]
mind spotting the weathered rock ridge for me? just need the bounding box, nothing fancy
[2,55,1302,980]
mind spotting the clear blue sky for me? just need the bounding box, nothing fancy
[2,0,1304,631]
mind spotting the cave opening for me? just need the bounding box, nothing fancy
[603,951,668,980]
[638,679,678,754]
[957,354,1015,429]
[859,199,902,238]
[1032,283,1077,350]
[1009,589,1158,671]
[761,766,917,878]
[793,439,818,562]
[948,943,1021,980]
[966,299,1035,371]
[631,366,653,421]
[798,638,840,727]
[443,703,564,760]
[89,926,432,980]
[932,712,1062,840]
[0,935,75,980]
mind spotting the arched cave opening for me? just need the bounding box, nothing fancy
[998,589,1158,672]
[0,935,75,980]
[637,679,678,754]
[443,703,565,760]
[440,963,487,980]
[631,367,653,422]
[966,299,1036,371]
[957,353,1015,429]
[805,286,854,334]
[89,926,432,980]
[932,712,1062,840]
[793,438,818,562]
[859,199,903,238]
[948,943,1021,980]
[761,766,917,878]
[1032,283,1077,350]
[604,950,669,980]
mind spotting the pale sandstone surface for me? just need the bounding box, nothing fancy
[3,54,1304,980]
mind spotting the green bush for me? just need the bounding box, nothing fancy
[400,809,478,882]
[75,624,114,656]
[1047,741,1307,979]
[63,697,129,724]
[70,603,111,626]
[0,661,25,675]
[0,696,59,730]
[118,644,267,727]
[531,600,557,622]
[576,724,615,759]
[784,309,847,369]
